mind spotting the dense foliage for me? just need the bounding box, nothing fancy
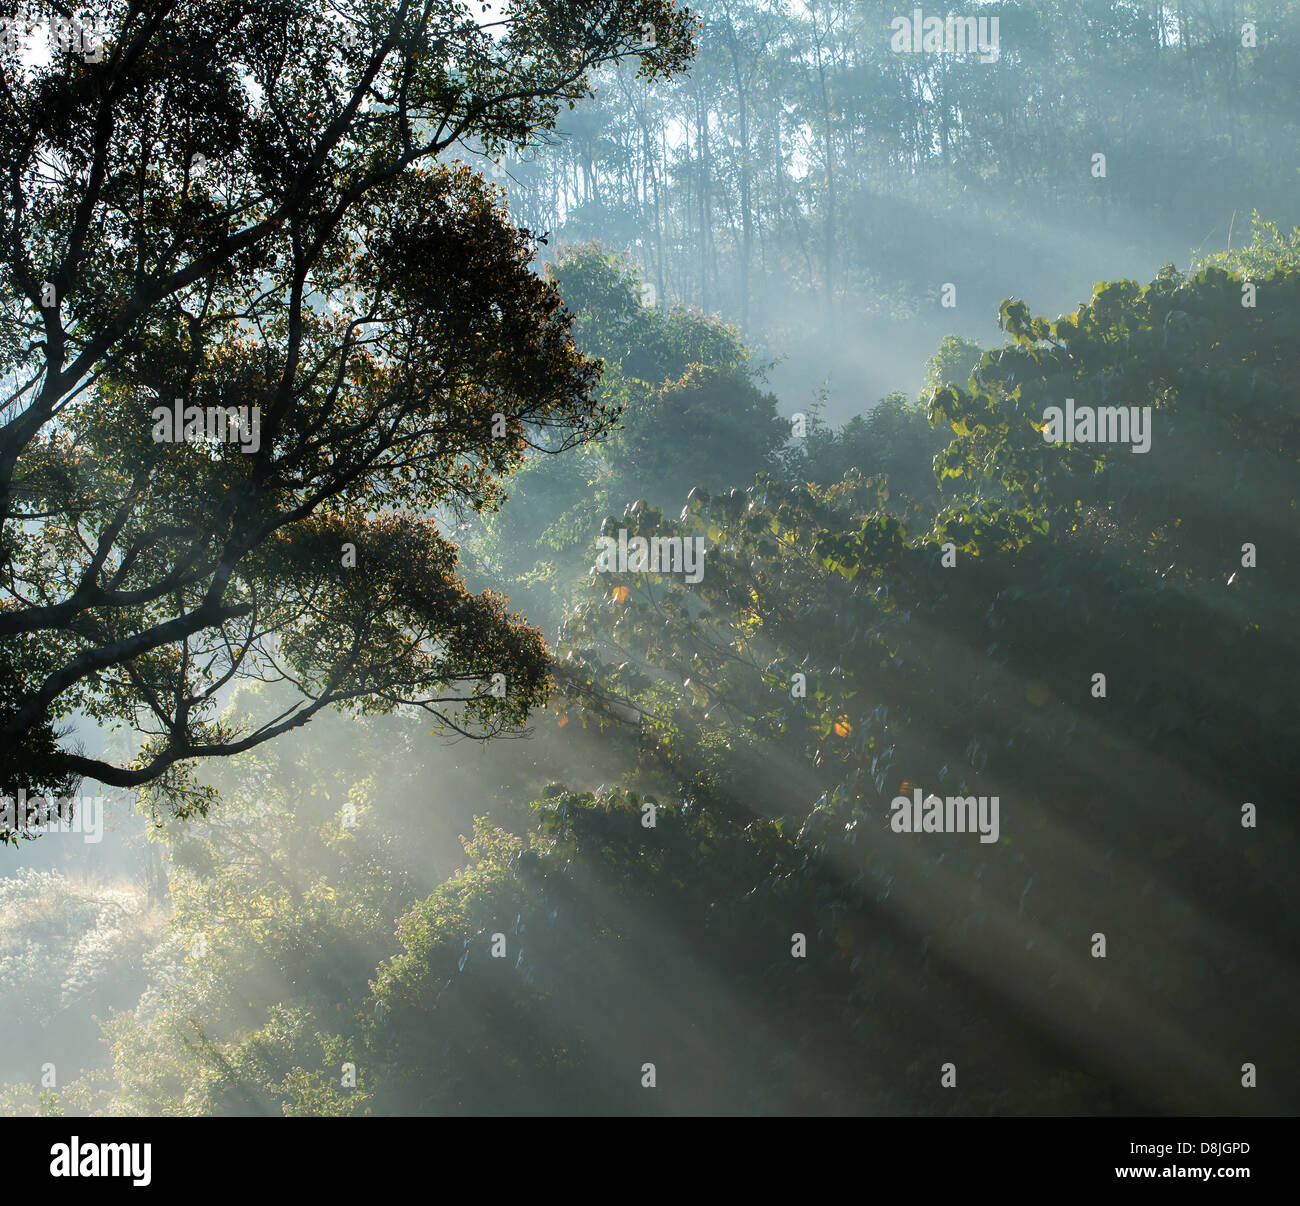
[0,0,694,812]
[492,1,1300,403]
[3,0,1296,1123]
[464,243,786,632]
[7,251,1294,1116]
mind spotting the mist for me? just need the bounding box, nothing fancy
[2,0,1297,1126]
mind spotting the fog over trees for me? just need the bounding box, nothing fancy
[1,0,1296,1122]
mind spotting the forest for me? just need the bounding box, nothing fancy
[1,0,1297,1120]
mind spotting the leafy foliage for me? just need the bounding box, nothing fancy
[0,0,696,807]
[6,242,1298,1115]
[466,243,786,632]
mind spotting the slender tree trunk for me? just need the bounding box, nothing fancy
[723,8,753,329]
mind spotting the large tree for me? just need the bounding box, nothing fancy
[0,0,694,822]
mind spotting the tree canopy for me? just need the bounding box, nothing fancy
[0,0,695,818]
[1,0,1295,1129]
[11,256,1293,1117]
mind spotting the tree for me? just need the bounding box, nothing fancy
[552,267,1300,1113]
[782,389,949,513]
[359,791,807,1115]
[1198,211,1300,278]
[466,242,783,632]
[472,0,1300,411]
[922,333,982,396]
[0,0,695,819]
